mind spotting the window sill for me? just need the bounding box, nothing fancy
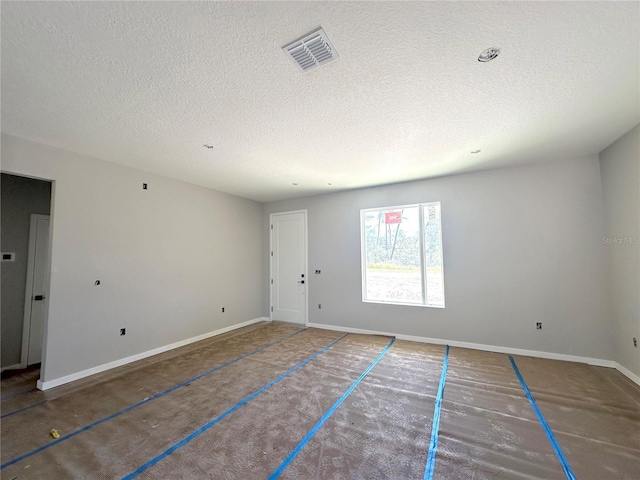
[362,299,445,309]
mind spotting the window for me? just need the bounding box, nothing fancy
[361,202,444,307]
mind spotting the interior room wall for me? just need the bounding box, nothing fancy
[1,134,264,386]
[264,156,612,362]
[1,173,52,368]
[599,124,640,379]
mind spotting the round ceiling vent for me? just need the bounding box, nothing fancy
[478,47,500,62]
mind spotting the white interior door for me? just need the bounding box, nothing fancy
[271,211,307,324]
[21,214,50,366]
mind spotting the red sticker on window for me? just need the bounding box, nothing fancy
[385,212,402,224]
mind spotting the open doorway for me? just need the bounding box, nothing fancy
[1,173,52,384]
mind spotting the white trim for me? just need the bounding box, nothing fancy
[1,363,22,373]
[615,362,640,386]
[307,322,616,368]
[269,210,309,326]
[21,214,50,369]
[303,210,308,327]
[20,214,38,368]
[36,317,269,391]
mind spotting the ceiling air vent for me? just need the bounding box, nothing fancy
[283,28,340,73]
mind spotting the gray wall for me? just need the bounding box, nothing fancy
[1,134,264,383]
[599,124,640,377]
[1,173,51,368]
[264,156,611,361]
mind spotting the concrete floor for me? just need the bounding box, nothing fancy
[1,322,639,479]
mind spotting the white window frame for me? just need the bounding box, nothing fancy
[360,201,445,308]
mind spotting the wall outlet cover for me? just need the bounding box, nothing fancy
[1,252,15,262]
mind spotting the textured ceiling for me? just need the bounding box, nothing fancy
[2,1,638,202]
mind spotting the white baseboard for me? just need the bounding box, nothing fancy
[307,322,617,368]
[615,362,640,386]
[37,317,269,391]
[1,363,22,373]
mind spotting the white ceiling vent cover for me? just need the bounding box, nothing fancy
[283,28,340,73]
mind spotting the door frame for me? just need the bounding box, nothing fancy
[269,209,308,326]
[20,213,51,368]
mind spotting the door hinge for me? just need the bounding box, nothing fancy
[271,251,273,256]
[270,306,273,312]
[270,279,273,284]
[271,224,273,230]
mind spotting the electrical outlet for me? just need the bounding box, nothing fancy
[94,280,101,286]
[315,270,321,274]
[221,307,225,313]
[536,322,542,330]
[634,337,637,347]
[318,303,322,309]
[142,183,148,190]
[120,328,126,336]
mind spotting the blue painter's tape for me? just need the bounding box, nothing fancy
[268,337,396,480]
[1,400,47,419]
[1,327,306,470]
[1,388,35,402]
[509,355,577,480]
[423,344,449,480]
[122,333,350,480]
